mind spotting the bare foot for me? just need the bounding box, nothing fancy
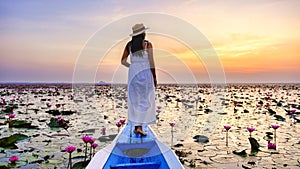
[134,126,147,136]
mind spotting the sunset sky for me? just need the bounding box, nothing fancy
[1,0,299,83]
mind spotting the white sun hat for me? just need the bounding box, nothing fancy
[130,23,149,36]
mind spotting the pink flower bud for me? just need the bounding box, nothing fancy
[8,114,16,119]
[119,119,126,124]
[92,143,98,148]
[169,122,175,127]
[290,109,296,114]
[116,122,122,127]
[57,116,61,122]
[265,103,270,108]
[268,142,276,149]
[65,146,76,153]
[9,156,19,163]
[247,127,255,133]
[271,124,280,130]
[82,135,91,143]
[224,125,231,131]
[46,103,52,108]
[89,137,96,144]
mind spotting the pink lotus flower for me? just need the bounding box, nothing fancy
[224,125,231,146]
[156,109,161,113]
[247,127,255,133]
[169,122,175,127]
[57,116,62,122]
[271,124,280,130]
[9,156,19,163]
[169,122,175,147]
[101,127,106,135]
[247,127,255,137]
[91,143,98,158]
[91,143,98,148]
[264,103,270,108]
[224,125,231,131]
[8,114,16,119]
[272,124,279,144]
[88,137,96,161]
[82,135,92,164]
[65,146,76,153]
[119,119,126,124]
[256,104,261,107]
[88,137,96,144]
[268,142,276,149]
[46,103,52,108]
[116,122,122,127]
[157,106,162,109]
[55,104,61,109]
[82,135,91,143]
[233,101,237,107]
[290,109,296,114]
[65,145,76,168]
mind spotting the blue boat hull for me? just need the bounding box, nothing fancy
[87,124,183,169]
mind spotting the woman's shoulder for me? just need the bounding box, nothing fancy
[125,41,132,51]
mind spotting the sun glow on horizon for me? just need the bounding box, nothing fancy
[0,0,299,83]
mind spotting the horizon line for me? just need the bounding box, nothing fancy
[0,81,299,85]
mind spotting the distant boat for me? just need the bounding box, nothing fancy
[87,124,184,169]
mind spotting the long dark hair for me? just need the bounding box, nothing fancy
[129,33,145,56]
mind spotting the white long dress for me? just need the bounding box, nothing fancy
[127,44,156,126]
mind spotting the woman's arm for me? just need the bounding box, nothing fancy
[121,45,130,68]
[147,42,157,87]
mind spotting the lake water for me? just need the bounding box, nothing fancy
[0,83,299,168]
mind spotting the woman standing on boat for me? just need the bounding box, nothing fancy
[121,23,157,136]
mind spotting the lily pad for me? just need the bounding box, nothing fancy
[249,137,260,153]
[0,133,29,149]
[73,161,88,169]
[45,110,60,116]
[193,135,209,143]
[47,117,69,129]
[274,115,285,121]
[1,105,16,113]
[45,110,76,116]
[61,110,76,115]
[6,160,27,168]
[12,120,39,129]
[47,117,61,127]
[47,159,63,165]
[233,149,247,157]
[0,162,9,169]
[244,109,249,113]
[267,109,276,115]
